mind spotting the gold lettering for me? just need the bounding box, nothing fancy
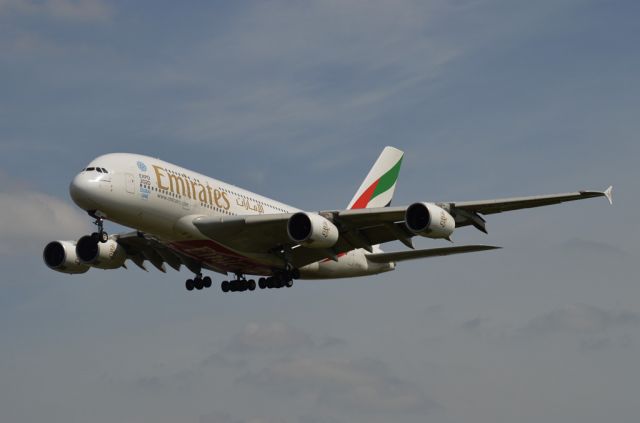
[189,180,198,200]
[168,174,187,196]
[206,185,214,205]
[197,183,207,202]
[221,191,231,210]
[214,189,231,210]
[152,165,168,190]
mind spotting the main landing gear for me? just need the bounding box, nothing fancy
[184,269,300,293]
[185,274,212,291]
[221,269,299,293]
[221,276,256,293]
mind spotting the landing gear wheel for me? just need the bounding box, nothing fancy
[194,278,204,290]
[248,279,256,291]
[90,215,109,243]
[203,276,212,288]
[186,279,194,291]
[221,281,229,292]
[286,279,293,288]
[258,278,266,289]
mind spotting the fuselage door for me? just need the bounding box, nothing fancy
[125,173,135,194]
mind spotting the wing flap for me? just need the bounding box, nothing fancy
[366,245,501,263]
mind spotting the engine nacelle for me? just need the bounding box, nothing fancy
[43,241,90,274]
[76,236,127,269]
[287,212,339,248]
[405,202,455,239]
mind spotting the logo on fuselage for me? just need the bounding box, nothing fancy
[137,161,148,172]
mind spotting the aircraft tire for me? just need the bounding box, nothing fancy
[221,280,229,292]
[248,279,256,291]
[258,278,266,289]
[186,279,194,291]
[194,278,204,290]
[203,276,212,288]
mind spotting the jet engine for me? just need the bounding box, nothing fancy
[405,202,455,239]
[76,235,127,269]
[43,241,90,274]
[287,212,339,248]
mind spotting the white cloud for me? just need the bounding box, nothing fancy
[240,357,440,414]
[0,0,113,21]
[199,413,287,423]
[0,188,90,255]
[521,304,640,336]
[150,0,461,148]
[225,322,316,354]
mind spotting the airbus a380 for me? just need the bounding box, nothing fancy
[43,147,613,293]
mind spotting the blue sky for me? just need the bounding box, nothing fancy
[0,1,638,422]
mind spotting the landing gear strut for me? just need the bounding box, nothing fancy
[89,213,108,243]
[185,274,212,291]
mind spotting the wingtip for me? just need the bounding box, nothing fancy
[604,185,613,205]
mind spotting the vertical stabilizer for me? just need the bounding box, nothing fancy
[347,146,404,209]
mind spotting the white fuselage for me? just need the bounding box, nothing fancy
[69,153,394,279]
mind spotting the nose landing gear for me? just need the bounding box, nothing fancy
[89,212,108,243]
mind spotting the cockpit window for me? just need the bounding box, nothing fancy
[102,168,109,173]
[86,167,95,172]
[96,168,103,173]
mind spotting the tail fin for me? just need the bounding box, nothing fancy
[347,146,404,209]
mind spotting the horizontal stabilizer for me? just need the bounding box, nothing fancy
[366,245,501,263]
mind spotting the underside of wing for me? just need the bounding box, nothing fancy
[366,245,501,263]
[116,231,226,274]
[193,214,293,253]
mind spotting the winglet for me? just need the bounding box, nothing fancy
[604,185,613,205]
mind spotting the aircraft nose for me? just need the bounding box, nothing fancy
[69,173,97,210]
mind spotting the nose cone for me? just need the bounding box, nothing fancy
[69,173,98,210]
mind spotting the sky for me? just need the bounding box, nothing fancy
[0,0,638,422]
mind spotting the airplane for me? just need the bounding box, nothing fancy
[43,146,613,293]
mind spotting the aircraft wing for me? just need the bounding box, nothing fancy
[366,245,501,263]
[448,186,612,232]
[190,186,611,269]
[114,231,229,275]
[452,187,612,215]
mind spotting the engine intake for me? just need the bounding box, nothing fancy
[405,202,455,239]
[76,236,127,269]
[287,212,339,248]
[43,241,90,274]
